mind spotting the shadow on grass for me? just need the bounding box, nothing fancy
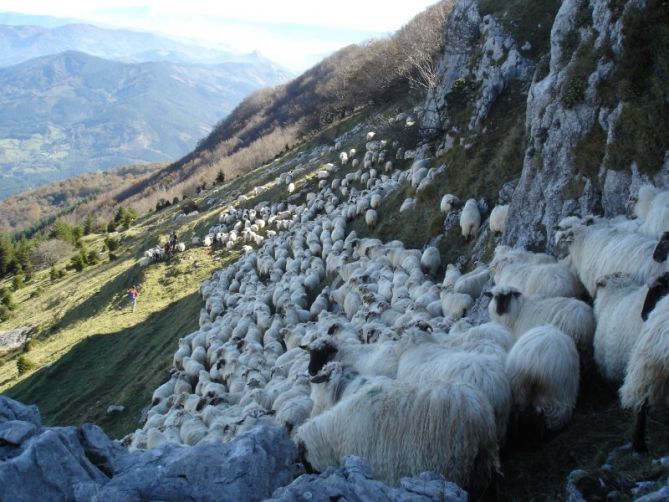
[47,264,146,337]
[6,292,201,439]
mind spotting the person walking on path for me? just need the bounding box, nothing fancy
[127,286,139,313]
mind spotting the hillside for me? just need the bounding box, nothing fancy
[0,50,289,199]
[1,0,669,500]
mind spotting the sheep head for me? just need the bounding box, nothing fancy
[485,286,521,316]
[305,338,338,376]
[652,232,669,263]
[641,272,669,321]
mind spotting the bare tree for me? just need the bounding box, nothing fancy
[31,239,74,269]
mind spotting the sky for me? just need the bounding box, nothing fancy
[0,1,439,71]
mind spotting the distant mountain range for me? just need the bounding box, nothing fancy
[0,15,292,199]
[0,22,271,67]
[0,50,291,199]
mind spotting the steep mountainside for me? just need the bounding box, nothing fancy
[1,0,669,500]
[0,51,289,199]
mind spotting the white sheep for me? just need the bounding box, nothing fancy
[556,223,669,296]
[492,245,556,266]
[592,273,651,381]
[633,184,669,238]
[365,209,378,228]
[492,258,586,299]
[619,273,669,452]
[487,286,594,355]
[453,263,489,298]
[420,246,441,276]
[460,199,481,242]
[366,131,376,141]
[505,325,580,433]
[397,345,511,442]
[296,379,500,491]
[443,264,462,289]
[440,194,460,214]
[440,291,473,319]
[399,198,416,213]
[489,204,509,236]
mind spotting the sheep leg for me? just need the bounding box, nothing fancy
[297,441,317,474]
[632,400,649,454]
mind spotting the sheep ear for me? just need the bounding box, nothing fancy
[512,291,521,297]
[483,291,493,298]
[298,345,309,351]
[310,373,329,384]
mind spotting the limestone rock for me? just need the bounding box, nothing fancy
[269,456,468,502]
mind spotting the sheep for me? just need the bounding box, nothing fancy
[486,286,594,355]
[556,223,669,296]
[304,337,399,379]
[633,184,669,238]
[295,379,500,492]
[339,152,349,166]
[365,209,378,228]
[175,242,186,252]
[492,245,556,266]
[399,198,415,212]
[308,361,385,417]
[366,131,376,141]
[505,325,579,435]
[440,194,460,214]
[440,291,473,319]
[591,273,669,382]
[489,204,509,236]
[460,199,481,242]
[397,346,512,442]
[420,246,441,276]
[492,258,586,299]
[619,273,669,452]
[443,264,462,289]
[453,263,489,298]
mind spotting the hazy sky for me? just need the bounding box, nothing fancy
[0,1,439,71]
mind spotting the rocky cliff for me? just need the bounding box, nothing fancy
[424,0,668,251]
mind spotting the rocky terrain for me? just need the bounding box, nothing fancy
[2,0,669,499]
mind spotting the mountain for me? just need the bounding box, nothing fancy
[1,1,668,499]
[0,50,290,199]
[0,22,273,67]
[0,11,82,28]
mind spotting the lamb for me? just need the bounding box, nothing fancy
[460,199,481,242]
[486,286,594,355]
[505,325,580,434]
[296,379,500,492]
[489,204,509,236]
[592,273,669,382]
[619,273,669,452]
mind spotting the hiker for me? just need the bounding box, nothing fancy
[170,232,178,247]
[127,286,139,313]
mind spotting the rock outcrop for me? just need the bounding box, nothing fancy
[269,456,468,502]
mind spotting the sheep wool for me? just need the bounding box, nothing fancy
[505,325,580,431]
[489,204,509,235]
[296,379,500,490]
[460,199,481,242]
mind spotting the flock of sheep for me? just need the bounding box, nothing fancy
[127,128,669,495]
